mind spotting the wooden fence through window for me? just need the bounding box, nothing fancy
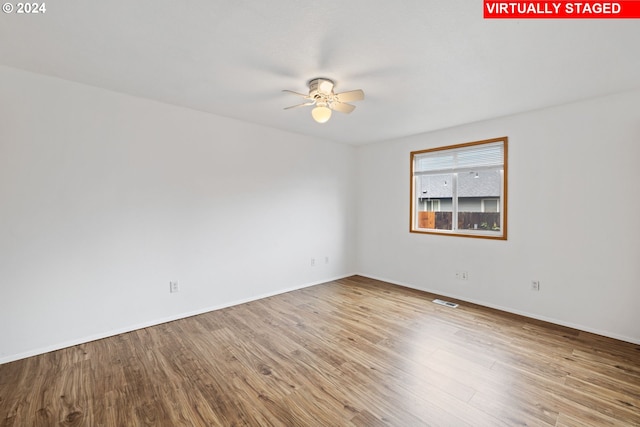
[417,212,500,231]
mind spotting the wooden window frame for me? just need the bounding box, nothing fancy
[410,137,508,240]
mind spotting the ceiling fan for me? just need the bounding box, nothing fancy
[283,78,364,123]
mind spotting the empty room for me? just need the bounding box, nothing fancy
[1,1,639,426]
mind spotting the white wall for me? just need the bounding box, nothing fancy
[356,89,640,344]
[2,64,638,364]
[0,66,356,363]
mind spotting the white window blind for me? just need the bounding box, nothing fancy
[415,142,504,174]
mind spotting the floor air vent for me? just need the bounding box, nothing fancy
[433,299,458,308]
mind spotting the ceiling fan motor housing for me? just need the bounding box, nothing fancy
[308,78,335,99]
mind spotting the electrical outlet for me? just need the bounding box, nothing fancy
[325,256,329,264]
[531,280,540,291]
[311,258,316,267]
[456,271,469,280]
[170,281,180,293]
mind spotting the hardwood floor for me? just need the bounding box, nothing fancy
[1,275,639,426]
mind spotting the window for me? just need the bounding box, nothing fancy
[410,137,507,239]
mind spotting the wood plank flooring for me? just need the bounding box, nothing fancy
[1,275,639,426]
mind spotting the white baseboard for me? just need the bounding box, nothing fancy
[7,271,634,365]
[0,273,356,365]
[355,273,640,346]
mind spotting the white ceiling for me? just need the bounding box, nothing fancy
[1,1,639,145]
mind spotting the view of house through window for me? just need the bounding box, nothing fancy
[410,137,507,239]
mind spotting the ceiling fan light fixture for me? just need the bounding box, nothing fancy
[311,105,332,123]
[284,78,363,123]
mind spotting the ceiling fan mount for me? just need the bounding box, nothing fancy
[307,78,335,98]
[283,78,364,123]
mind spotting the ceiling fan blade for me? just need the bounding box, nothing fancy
[330,102,356,114]
[335,89,364,103]
[284,101,316,110]
[282,89,310,98]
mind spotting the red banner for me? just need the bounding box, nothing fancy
[484,1,640,18]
